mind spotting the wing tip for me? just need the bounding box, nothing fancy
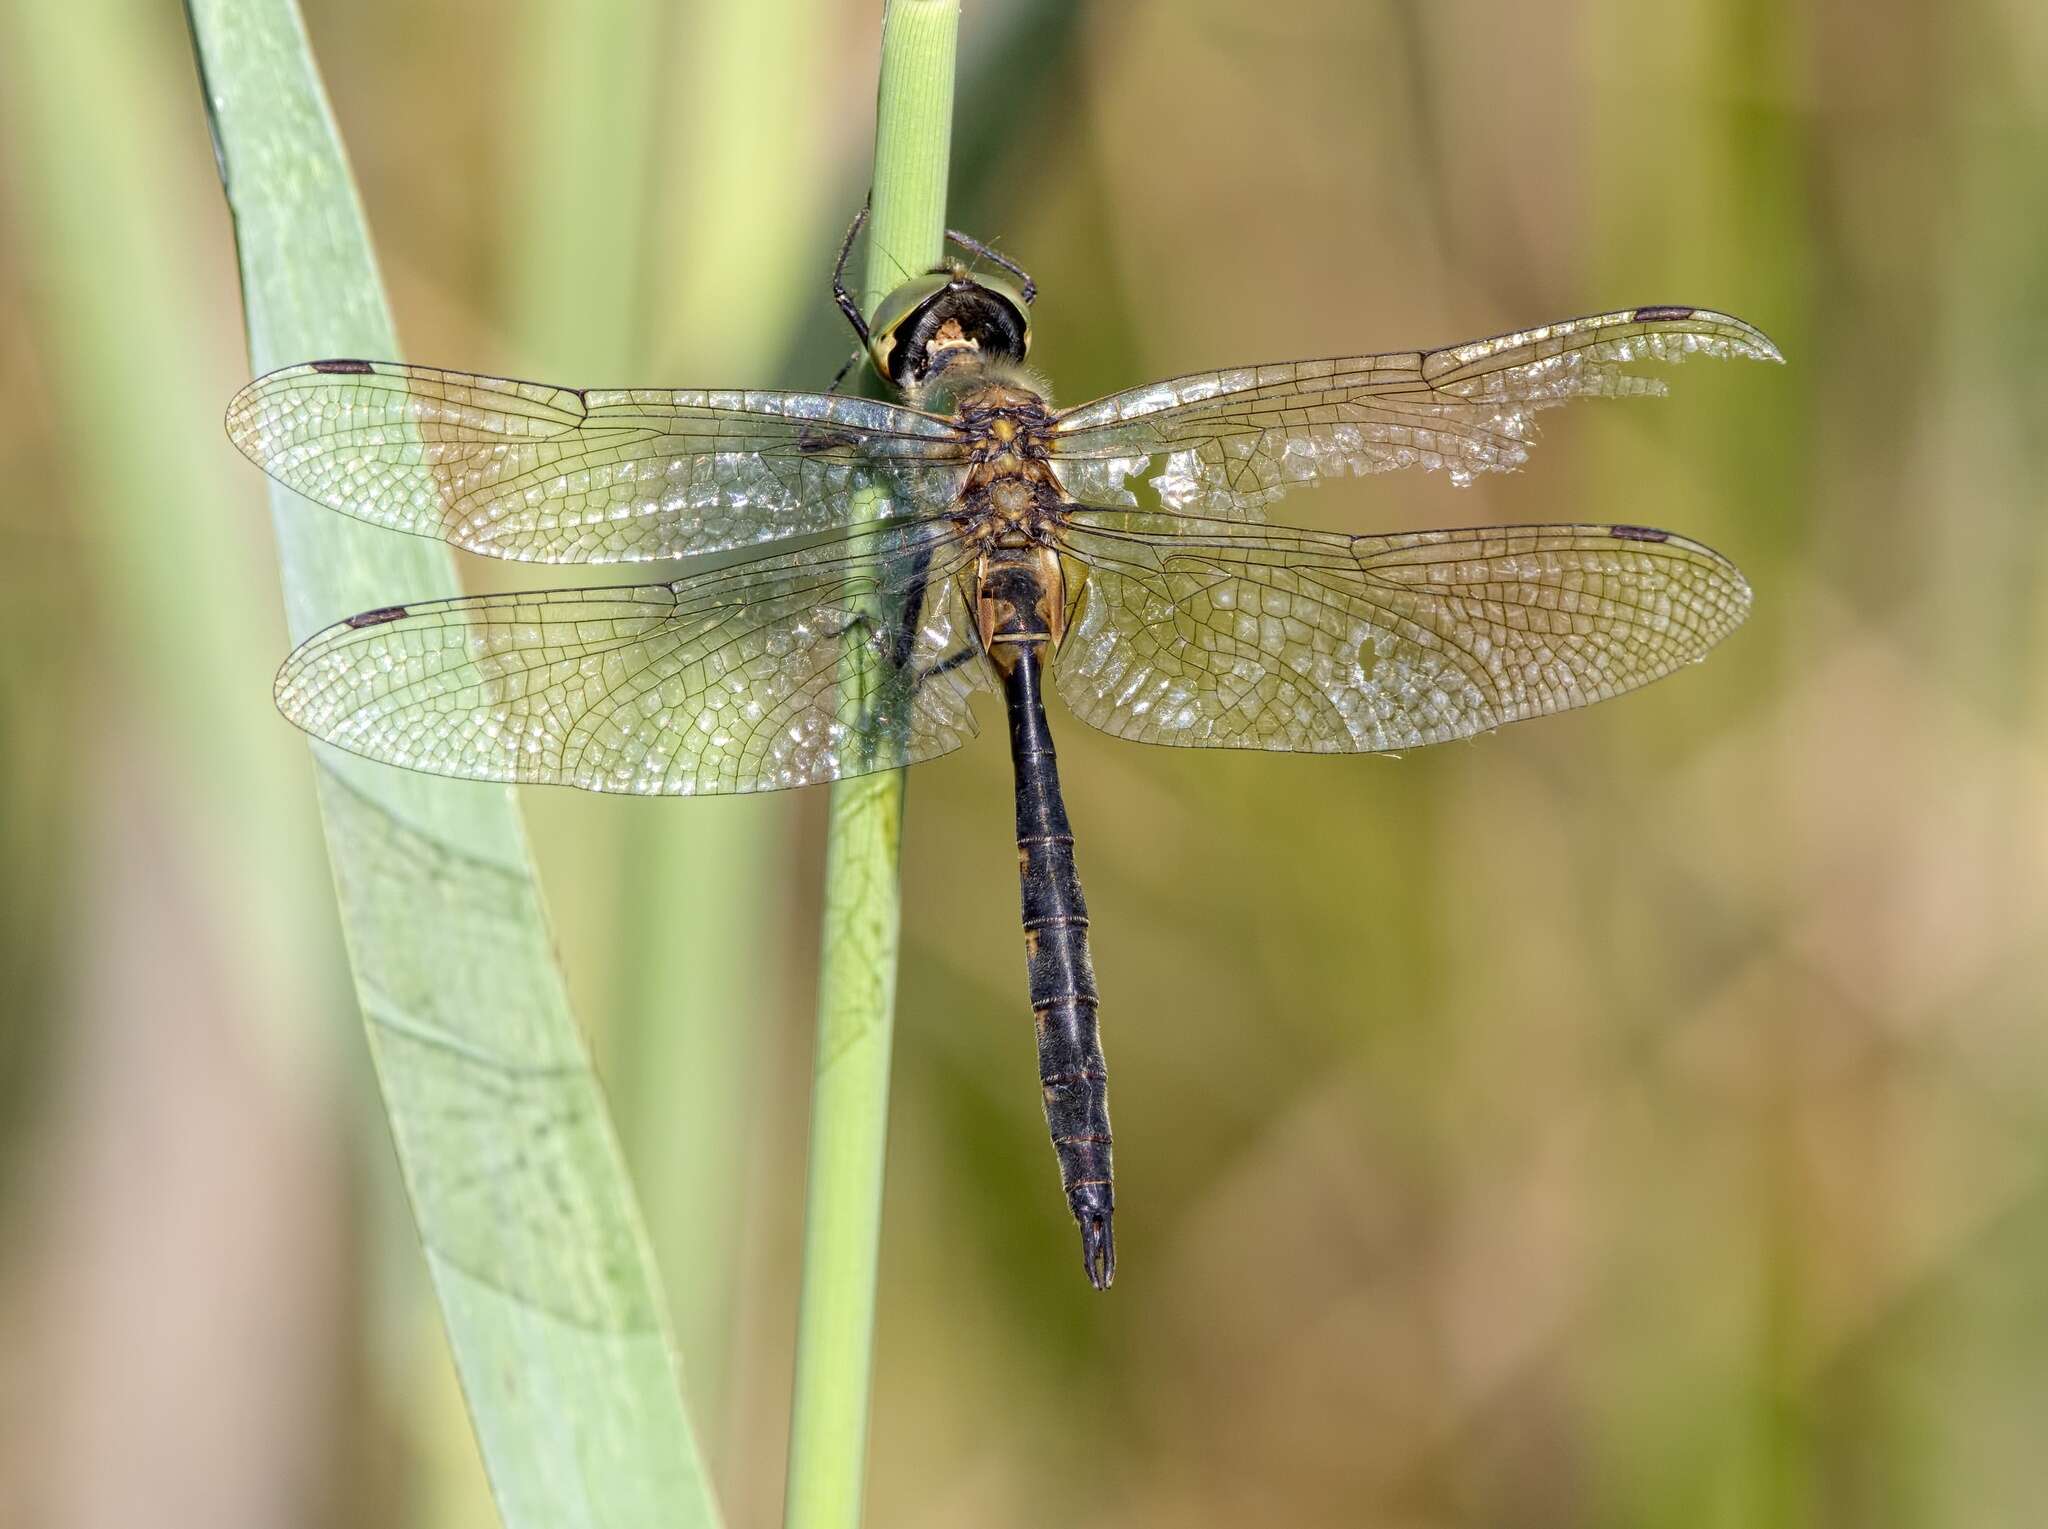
[224,358,390,457]
[222,373,272,453]
[1662,527,1755,644]
[1628,305,1785,365]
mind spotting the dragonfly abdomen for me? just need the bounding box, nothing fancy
[1002,639,1115,1289]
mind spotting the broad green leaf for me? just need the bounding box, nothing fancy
[185,2,722,1523]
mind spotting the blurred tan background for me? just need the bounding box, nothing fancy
[4,0,2045,1525]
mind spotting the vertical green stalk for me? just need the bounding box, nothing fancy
[626,5,833,1454]
[783,6,957,1527]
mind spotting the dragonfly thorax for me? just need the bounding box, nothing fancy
[954,381,1068,551]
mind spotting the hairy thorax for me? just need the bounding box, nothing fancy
[946,376,1074,667]
[951,378,1066,544]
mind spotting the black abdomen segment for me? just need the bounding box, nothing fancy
[1003,644,1114,1288]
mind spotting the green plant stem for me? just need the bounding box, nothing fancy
[622,5,834,1455]
[783,5,958,1527]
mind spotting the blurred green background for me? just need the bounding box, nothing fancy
[4,0,2045,1525]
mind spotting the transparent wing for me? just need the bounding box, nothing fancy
[1052,512,1749,752]
[276,521,994,794]
[1049,308,1781,517]
[228,361,970,563]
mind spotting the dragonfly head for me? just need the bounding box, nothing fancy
[868,264,1031,394]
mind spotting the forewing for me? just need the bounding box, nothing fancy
[1053,513,1750,752]
[276,522,993,794]
[228,361,969,562]
[1050,308,1781,517]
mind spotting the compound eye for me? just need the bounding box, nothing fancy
[865,272,951,380]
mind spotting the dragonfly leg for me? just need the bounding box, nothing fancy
[794,345,868,448]
[911,644,980,687]
[821,346,863,398]
[831,198,872,348]
[944,226,1036,306]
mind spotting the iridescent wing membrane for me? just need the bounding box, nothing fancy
[232,362,994,792]
[274,520,988,794]
[1056,515,1748,752]
[1041,307,1775,751]
[227,361,969,562]
[1051,306,1780,515]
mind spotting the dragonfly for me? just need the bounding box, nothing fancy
[227,208,1779,1289]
